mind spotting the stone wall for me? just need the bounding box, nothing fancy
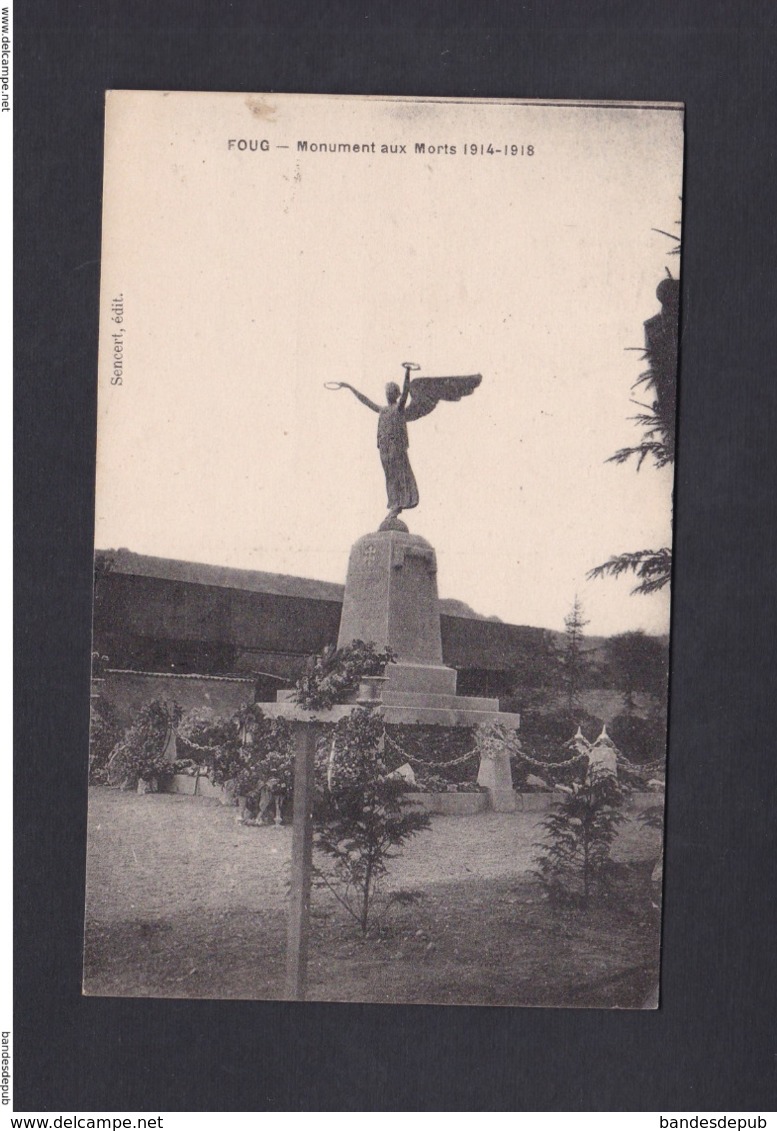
[95,669,257,728]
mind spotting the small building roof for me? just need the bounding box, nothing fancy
[99,549,345,603]
[96,549,547,673]
[98,548,491,620]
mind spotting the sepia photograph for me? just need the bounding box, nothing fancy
[84,91,683,1008]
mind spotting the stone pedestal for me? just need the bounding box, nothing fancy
[337,531,458,697]
[333,527,520,765]
[271,529,521,808]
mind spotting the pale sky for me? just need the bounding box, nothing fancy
[95,93,683,636]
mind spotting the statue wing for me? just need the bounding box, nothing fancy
[404,374,482,421]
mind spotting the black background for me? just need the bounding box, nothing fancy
[14,0,777,1113]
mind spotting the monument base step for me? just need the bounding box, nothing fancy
[486,789,517,813]
[379,701,520,727]
[384,662,458,696]
[266,695,519,729]
[381,688,498,713]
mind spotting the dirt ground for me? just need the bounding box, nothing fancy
[83,787,663,1008]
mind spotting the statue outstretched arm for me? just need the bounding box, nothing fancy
[397,368,411,412]
[324,382,381,413]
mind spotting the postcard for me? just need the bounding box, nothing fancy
[86,91,683,1007]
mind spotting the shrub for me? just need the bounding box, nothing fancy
[204,704,295,816]
[520,705,604,758]
[603,631,668,701]
[314,707,431,935]
[639,803,665,831]
[608,711,666,765]
[236,710,294,814]
[88,696,123,784]
[533,768,625,906]
[109,699,182,788]
[175,707,242,777]
[516,705,603,787]
[292,640,395,710]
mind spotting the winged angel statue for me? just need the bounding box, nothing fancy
[325,363,482,530]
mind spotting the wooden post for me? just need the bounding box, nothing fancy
[285,721,317,1000]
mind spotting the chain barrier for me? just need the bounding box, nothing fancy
[474,726,591,771]
[173,725,598,773]
[383,733,480,770]
[172,717,663,779]
[172,725,232,755]
[384,730,589,774]
[512,747,589,770]
[615,751,665,776]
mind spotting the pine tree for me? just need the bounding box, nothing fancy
[313,708,431,935]
[588,223,680,595]
[560,596,589,710]
[533,767,625,906]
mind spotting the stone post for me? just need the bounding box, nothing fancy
[588,725,619,778]
[477,748,516,812]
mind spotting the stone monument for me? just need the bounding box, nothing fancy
[265,365,522,997]
[323,364,520,800]
[270,365,520,792]
[335,527,519,745]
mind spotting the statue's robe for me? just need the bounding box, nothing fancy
[377,403,419,511]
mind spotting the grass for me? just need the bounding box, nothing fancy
[83,787,662,1008]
